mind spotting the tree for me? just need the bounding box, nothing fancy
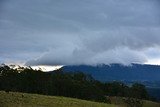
[131,83,149,99]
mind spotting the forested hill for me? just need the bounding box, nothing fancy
[0,64,152,103]
[62,64,160,82]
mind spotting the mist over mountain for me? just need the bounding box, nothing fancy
[1,0,160,66]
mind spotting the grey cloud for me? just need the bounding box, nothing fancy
[0,0,160,65]
[26,47,147,66]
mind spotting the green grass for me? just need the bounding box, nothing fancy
[143,100,160,107]
[110,96,160,107]
[0,91,116,107]
[0,91,159,107]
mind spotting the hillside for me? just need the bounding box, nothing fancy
[62,64,160,101]
[62,64,160,81]
[0,91,115,107]
[0,91,160,107]
[110,97,160,107]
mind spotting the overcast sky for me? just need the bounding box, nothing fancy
[0,0,160,66]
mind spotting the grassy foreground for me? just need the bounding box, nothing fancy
[0,91,160,107]
[110,96,160,107]
[0,91,116,107]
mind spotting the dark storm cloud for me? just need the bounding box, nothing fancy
[0,0,160,65]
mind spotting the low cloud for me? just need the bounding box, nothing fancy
[0,0,160,65]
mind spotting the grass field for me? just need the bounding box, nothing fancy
[0,91,116,107]
[0,91,159,107]
[110,96,160,107]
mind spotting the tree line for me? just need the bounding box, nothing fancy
[0,65,151,103]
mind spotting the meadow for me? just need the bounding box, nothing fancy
[0,91,160,107]
[0,91,116,107]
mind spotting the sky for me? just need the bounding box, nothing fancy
[0,0,160,66]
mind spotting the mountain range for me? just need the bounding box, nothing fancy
[62,63,160,82]
[62,63,160,100]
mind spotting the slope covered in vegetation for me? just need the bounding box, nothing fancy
[0,91,160,107]
[0,65,151,103]
[0,91,116,107]
[1,64,160,107]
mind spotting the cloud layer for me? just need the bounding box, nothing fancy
[0,0,160,65]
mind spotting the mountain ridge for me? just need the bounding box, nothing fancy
[62,63,160,82]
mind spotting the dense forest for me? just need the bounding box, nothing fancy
[0,64,153,104]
